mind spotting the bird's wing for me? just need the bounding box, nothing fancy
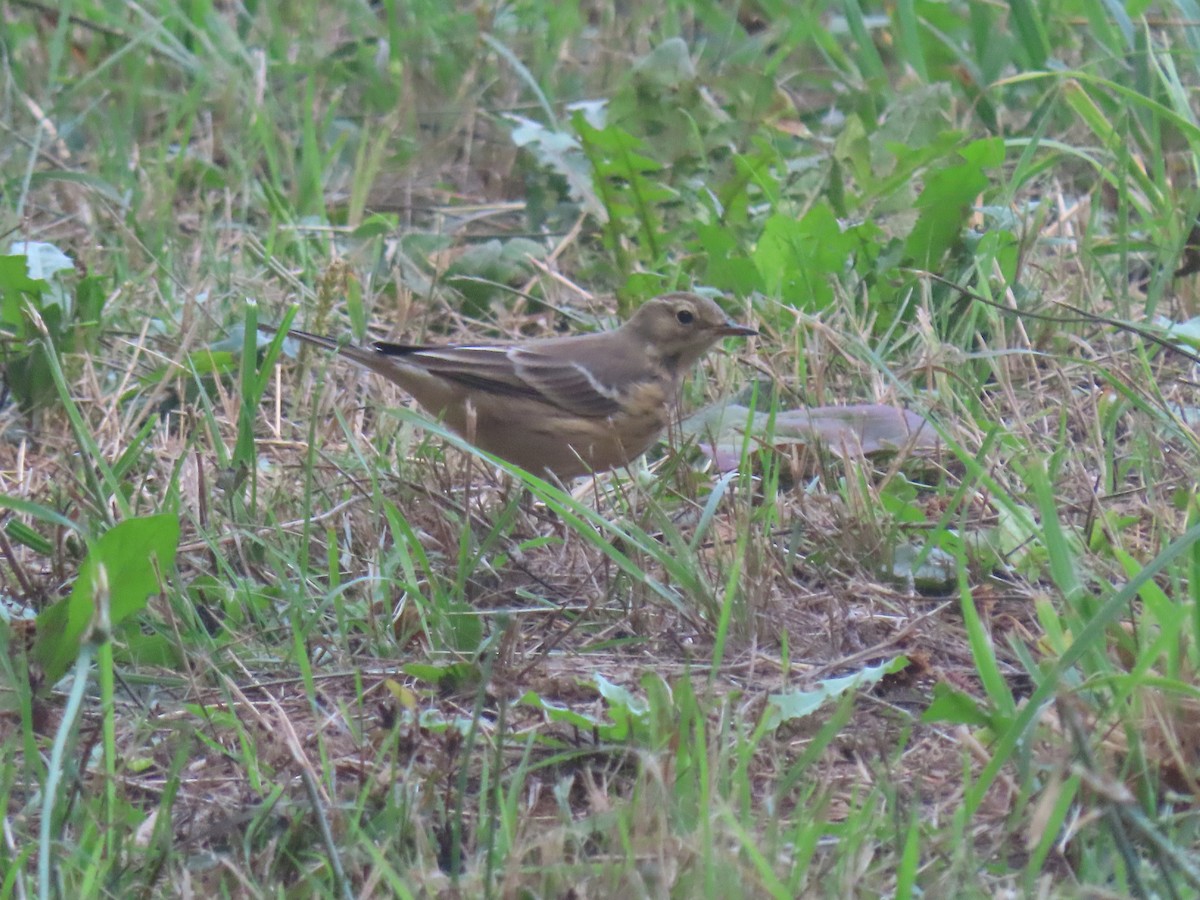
[374,341,630,418]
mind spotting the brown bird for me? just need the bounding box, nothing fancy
[260,292,756,479]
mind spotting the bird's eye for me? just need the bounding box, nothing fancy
[675,309,694,325]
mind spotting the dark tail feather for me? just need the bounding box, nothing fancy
[373,341,426,357]
[259,325,405,381]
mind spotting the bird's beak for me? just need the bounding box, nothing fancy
[717,320,758,337]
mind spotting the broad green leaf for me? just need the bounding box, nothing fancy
[921,682,993,727]
[596,674,650,742]
[0,255,45,333]
[519,691,602,731]
[764,656,907,730]
[34,514,180,685]
[400,662,480,692]
[904,137,1002,267]
[9,242,73,283]
[753,204,854,309]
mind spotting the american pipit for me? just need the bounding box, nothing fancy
[260,292,756,478]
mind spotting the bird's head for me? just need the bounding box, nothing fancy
[626,292,757,369]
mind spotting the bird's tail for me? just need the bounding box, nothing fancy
[258,323,401,381]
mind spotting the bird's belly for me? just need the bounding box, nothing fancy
[412,381,671,478]
[475,402,667,478]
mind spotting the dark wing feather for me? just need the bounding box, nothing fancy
[373,341,627,418]
[508,347,626,417]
